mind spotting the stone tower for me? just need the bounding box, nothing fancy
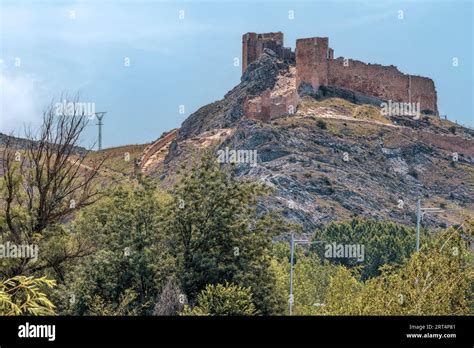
[296,37,332,92]
[242,32,293,73]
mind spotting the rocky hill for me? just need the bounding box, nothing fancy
[140,49,473,234]
[3,50,471,234]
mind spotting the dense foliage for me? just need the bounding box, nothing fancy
[320,224,473,315]
[60,182,174,315]
[313,218,418,280]
[1,147,472,316]
[165,153,286,314]
[45,152,286,315]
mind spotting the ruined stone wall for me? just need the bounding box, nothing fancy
[327,58,437,114]
[140,129,179,170]
[293,35,437,114]
[328,58,409,103]
[244,90,298,122]
[244,93,269,122]
[244,66,298,121]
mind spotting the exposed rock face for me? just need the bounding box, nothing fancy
[216,116,473,232]
[177,49,285,142]
[144,46,473,234]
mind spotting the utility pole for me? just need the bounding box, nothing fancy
[289,234,326,315]
[415,199,444,251]
[416,199,421,252]
[289,234,295,316]
[95,112,107,150]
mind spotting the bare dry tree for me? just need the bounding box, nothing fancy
[153,277,187,315]
[1,96,107,276]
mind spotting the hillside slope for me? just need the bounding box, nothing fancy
[143,50,473,233]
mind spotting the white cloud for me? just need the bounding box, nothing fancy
[0,68,43,134]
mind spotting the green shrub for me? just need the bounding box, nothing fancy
[316,119,327,129]
[181,282,257,316]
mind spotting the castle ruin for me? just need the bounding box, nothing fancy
[242,32,295,72]
[242,32,438,120]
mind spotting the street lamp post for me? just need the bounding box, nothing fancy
[289,234,326,315]
[416,200,421,251]
[289,234,295,316]
[415,199,444,251]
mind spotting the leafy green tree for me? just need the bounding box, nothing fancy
[271,241,338,315]
[62,183,175,315]
[0,276,56,315]
[166,152,287,315]
[181,282,256,316]
[313,218,418,280]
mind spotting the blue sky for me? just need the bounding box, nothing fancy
[1,0,472,149]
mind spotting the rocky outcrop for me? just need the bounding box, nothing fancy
[176,49,288,142]
[215,115,473,232]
